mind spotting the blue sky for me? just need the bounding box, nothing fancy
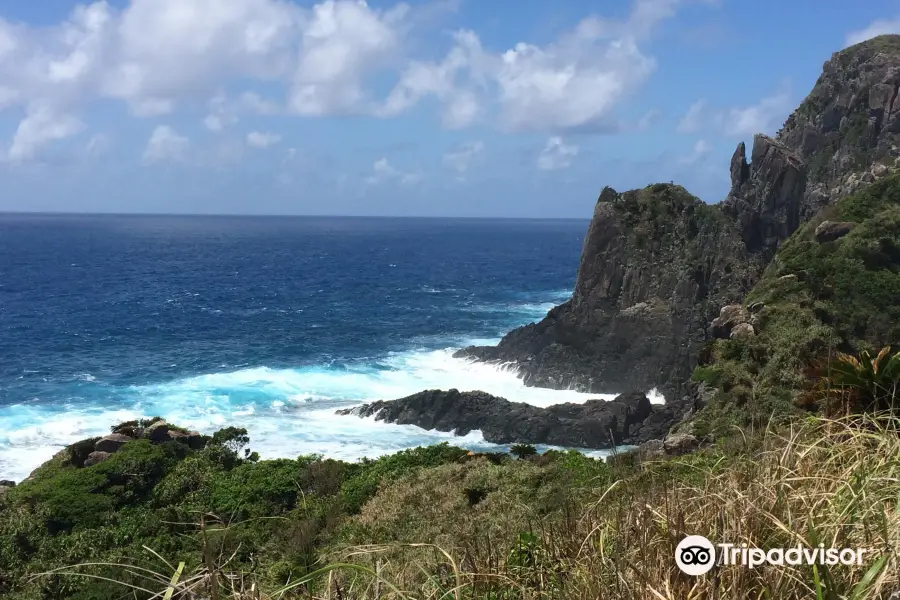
[0,0,897,217]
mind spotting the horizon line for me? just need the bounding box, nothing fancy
[0,210,591,221]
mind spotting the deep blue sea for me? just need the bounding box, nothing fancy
[0,214,610,481]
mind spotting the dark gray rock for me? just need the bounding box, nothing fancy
[455,184,760,401]
[337,388,666,450]
[94,433,132,454]
[84,451,111,467]
[815,220,856,242]
[721,135,806,258]
[0,480,15,488]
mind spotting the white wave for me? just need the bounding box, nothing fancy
[0,348,627,482]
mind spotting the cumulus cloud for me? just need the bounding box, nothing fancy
[289,0,409,116]
[846,18,900,47]
[442,141,484,177]
[0,0,716,161]
[676,86,792,137]
[364,157,422,185]
[143,125,190,164]
[722,86,792,136]
[382,13,659,133]
[247,131,282,148]
[537,137,579,171]
[6,104,85,163]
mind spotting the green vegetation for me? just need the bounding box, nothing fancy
[690,174,900,434]
[2,414,899,599]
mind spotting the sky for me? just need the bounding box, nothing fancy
[0,0,898,217]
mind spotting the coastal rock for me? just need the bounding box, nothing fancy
[0,480,15,488]
[84,451,111,467]
[95,434,132,454]
[815,220,856,242]
[337,388,666,449]
[145,420,171,441]
[455,184,760,399]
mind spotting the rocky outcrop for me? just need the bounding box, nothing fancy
[457,184,761,399]
[777,35,900,220]
[95,434,132,453]
[815,220,856,242]
[721,136,806,258]
[337,389,680,449]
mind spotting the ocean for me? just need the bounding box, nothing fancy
[0,213,613,482]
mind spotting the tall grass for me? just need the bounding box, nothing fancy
[38,414,900,599]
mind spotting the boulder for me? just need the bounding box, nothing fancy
[84,451,111,467]
[94,433,132,454]
[168,429,207,450]
[711,304,750,339]
[663,433,700,455]
[730,322,756,340]
[815,220,856,243]
[145,420,170,441]
[0,480,15,488]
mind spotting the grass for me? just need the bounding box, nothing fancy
[16,414,900,600]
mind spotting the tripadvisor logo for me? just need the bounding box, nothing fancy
[675,535,873,575]
[675,535,716,576]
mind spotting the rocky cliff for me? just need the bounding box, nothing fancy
[459,35,900,404]
[723,35,900,258]
[459,185,759,401]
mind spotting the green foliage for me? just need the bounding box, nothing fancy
[509,444,537,459]
[339,443,470,514]
[693,175,900,434]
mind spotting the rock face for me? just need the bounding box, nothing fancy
[721,136,806,258]
[337,389,678,449]
[777,35,900,220]
[457,184,761,399]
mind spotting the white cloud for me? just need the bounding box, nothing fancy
[6,104,85,163]
[289,0,409,116]
[679,138,712,164]
[442,141,484,177]
[247,131,282,148]
[143,125,190,164]
[846,18,900,47]
[676,99,706,133]
[365,157,422,185]
[675,87,792,138]
[377,0,710,133]
[722,85,791,136]
[537,136,579,171]
[0,0,715,160]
